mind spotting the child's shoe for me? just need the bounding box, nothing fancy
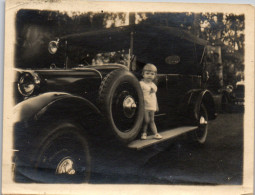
[141,133,147,140]
[154,133,162,139]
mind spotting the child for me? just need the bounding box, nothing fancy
[140,63,162,140]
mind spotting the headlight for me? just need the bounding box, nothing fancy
[17,72,40,97]
[48,39,59,54]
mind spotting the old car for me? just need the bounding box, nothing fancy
[233,81,245,107]
[221,81,244,112]
[13,24,217,183]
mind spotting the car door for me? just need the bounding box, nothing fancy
[165,39,199,116]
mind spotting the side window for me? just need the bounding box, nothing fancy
[91,50,129,66]
[156,37,197,74]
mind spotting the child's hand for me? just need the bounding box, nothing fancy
[150,88,155,93]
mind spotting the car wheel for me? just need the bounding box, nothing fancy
[98,68,144,143]
[191,104,208,144]
[33,123,91,183]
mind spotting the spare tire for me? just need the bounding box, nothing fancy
[98,68,144,143]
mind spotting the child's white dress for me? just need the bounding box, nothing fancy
[140,80,158,111]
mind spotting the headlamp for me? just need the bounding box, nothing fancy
[18,72,40,97]
[48,39,59,54]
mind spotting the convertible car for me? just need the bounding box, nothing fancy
[13,24,217,183]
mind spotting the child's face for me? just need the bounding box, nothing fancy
[143,70,156,82]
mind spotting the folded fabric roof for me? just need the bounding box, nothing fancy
[59,24,208,52]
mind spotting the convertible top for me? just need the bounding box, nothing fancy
[59,24,208,74]
[59,24,208,53]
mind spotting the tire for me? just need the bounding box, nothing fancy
[98,69,144,143]
[33,122,91,183]
[190,104,208,144]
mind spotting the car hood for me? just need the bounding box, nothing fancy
[72,64,128,71]
[14,64,127,104]
[15,64,127,76]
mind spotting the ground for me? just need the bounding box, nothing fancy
[90,113,243,185]
[14,113,244,184]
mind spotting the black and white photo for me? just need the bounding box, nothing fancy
[2,1,254,194]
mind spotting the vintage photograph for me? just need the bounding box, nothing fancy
[2,1,254,194]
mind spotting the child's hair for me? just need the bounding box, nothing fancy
[142,63,157,74]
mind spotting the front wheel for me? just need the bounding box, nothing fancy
[190,104,208,144]
[34,123,91,183]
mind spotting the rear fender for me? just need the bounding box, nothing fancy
[194,90,216,120]
[180,89,216,121]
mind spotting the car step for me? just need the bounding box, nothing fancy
[128,126,198,150]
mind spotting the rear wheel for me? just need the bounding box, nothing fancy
[191,104,208,144]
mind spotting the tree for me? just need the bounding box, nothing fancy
[136,12,244,86]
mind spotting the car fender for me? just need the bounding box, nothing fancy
[194,90,216,120]
[14,92,102,124]
[181,89,216,121]
[13,92,101,175]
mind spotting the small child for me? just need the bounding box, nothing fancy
[140,63,162,140]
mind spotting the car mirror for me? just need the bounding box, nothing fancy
[165,55,180,65]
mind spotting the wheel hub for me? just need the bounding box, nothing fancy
[123,95,137,118]
[199,116,207,125]
[56,157,76,175]
[196,116,208,139]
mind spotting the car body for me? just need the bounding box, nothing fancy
[13,24,217,183]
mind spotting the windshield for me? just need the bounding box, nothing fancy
[66,45,129,68]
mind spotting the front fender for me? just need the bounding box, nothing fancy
[14,92,101,124]
[13,92,102,171]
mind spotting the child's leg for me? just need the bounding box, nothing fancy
[149,111,162,139]
[142,110,150,134]
[148,111,158,135]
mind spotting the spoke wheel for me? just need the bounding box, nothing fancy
[192,104,208,144]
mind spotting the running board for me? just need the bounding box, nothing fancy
[128,126,198,150]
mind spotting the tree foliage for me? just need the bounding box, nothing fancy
[16,9,245,85]
[137,12,244,85]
